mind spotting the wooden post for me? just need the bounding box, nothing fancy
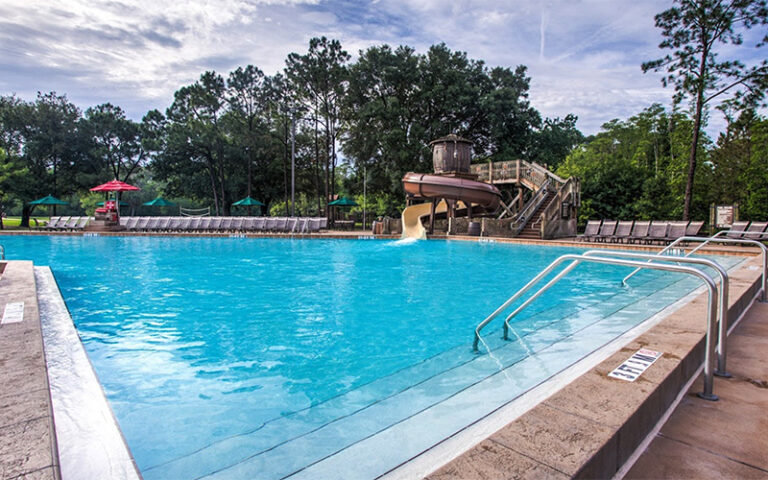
[429,198,437,234]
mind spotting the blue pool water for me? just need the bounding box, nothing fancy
[6,236,744,479]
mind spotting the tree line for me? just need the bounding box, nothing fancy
[0,39,583,227]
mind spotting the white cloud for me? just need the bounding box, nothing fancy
[0,0,753,136]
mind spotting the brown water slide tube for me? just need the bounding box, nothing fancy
[402,172,501,212]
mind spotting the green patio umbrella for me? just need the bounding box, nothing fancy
[232,196,265,216]
[28,194,68,217]
[28,194,68,206]
[143,197,177,207]
[327,197,358,207]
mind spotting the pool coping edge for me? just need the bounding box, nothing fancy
[35,266,142,480]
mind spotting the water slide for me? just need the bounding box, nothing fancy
[401,200,455,240]
[401,172,501,239]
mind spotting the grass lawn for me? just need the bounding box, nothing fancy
[1,217,50,229]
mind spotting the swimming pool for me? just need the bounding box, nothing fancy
[8,236,744,479]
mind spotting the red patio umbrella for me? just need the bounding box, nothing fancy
[90,179,140,221]
[90,179,141,192]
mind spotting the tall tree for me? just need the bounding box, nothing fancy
[286,37,350,217]
[163,71,231,214]
[83,103,148,182]
[642,0,768,220]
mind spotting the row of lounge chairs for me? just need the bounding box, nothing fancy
[119,216,328,233]
[722,221,768,240]
[577,220,704,244]
[45,216,90,231]
[43,216,329,233]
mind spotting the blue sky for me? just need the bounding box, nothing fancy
[1,0,764,136]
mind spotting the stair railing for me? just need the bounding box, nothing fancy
[473,253,721,400]
[510,179,552,236]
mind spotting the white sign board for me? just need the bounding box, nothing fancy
[1,302,25,324]
[608,348,662,382]
[715,205,734,228]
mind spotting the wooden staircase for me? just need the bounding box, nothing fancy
[516,191,556,239]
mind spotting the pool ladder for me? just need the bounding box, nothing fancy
[0,245,4,260]
[473,251,731,401]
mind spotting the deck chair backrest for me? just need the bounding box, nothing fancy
[56,216,71,229]
[209,217,223,230]
[613,221,633,237]
[286,218,298,232]
[630,220,650,237]
[125,217,139,230]
[245,217,258,231]
[75,217,89,229]
[648,221,669,238]
[219,217,232,230]
[146,217,160,230]
[265,217,277,231]
[231,218,243,231]
[685,221,704,236]
[583,220,601,236]
[166,218,179,230]
[667,221,688,239]
[46,216,61,229]
[277,217,289,232]
[184,217,198,230]
[196,217,210,230]
[743,221,768,239]
[598,220,617,237]
[726,221,749,238]
[253,217,265,231]
[319,217,328,229]
[298,218,309,233]
[137,217,150,230]
[65,217,79,229]
[119,216,131,227]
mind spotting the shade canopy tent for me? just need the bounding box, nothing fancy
[28,194,69,217]
[232,196,264,215]
[327,197,358,207]
[143,197,176,207]
[328,196,358,223]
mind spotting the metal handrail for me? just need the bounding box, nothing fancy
[472,253,720,400]
[0,245,4,260]
[623,234,767,302]
[583,250,731,377]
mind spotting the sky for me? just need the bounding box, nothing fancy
[0,0,765,137]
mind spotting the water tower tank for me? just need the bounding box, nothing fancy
[430,134,473,174]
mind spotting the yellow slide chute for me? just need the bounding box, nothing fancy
[401,200,466,239]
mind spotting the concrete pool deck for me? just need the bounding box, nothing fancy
[0,237,765,480]
[0,261,59,480]
[625,300,768,479]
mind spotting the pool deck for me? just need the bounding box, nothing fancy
[624,300,768,479]
[0,261,59,480]
[0,235,765,480]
